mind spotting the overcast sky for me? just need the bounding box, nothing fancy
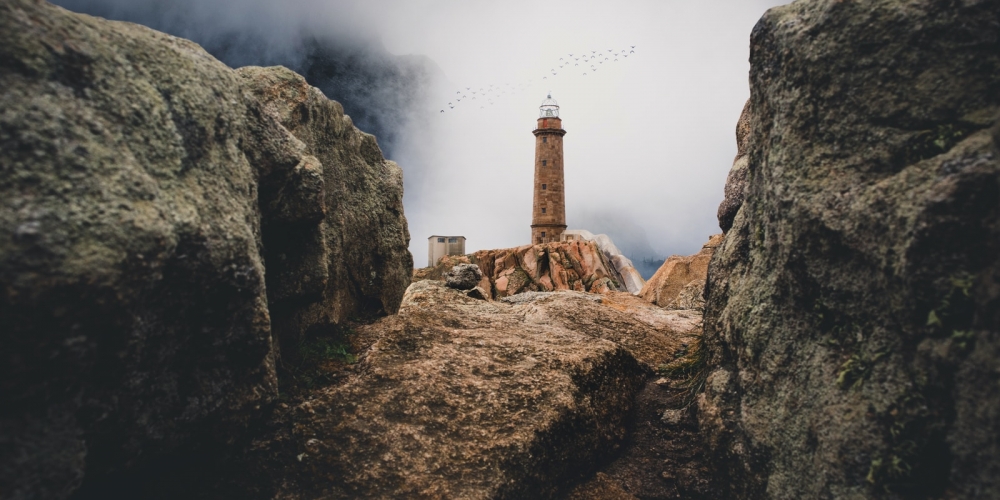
[55,0,787,270]
[390,0,786,267]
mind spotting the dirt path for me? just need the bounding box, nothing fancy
[566,376,718,499]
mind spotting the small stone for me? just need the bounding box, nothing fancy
[465,286,489,300]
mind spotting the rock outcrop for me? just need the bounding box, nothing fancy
[233,280,701,499]
[563,230,646,294]
[239,65,412,345]
[472,240,621,299]
[640,234,723,309]
[700,1,1000,498]
[0,1,410,498]
[717,99,751,233]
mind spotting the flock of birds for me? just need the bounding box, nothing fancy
[439,45,637,114]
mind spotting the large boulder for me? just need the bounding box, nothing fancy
[233,281,700,499]
[472,240,621,299]
[238,65,412,346]
[562,230,646,294]
[444,263,483,290]
[700,1,1000,498]
[640,234,723,309]
[0,1,411,498]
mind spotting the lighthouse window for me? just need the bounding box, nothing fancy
[542,184,547,190]
[448,238,457,243]
[542,137,547,143]
[437,237,445,243]
[542,160,547,167]
[541,208,547,214]
[541,231,546,238]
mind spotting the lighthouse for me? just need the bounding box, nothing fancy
[531,94,567,244]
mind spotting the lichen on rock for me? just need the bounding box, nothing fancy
[700,1,1000,497]
[0,1,411,497]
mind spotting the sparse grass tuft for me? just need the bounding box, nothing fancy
[657,336,709,407]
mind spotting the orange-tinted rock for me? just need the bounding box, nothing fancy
[639,234,723,309]
[473,240,621,299]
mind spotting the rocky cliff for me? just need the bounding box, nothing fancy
[472,241,622,299]
[562,230,647,294]
[700,1,1000,498]
[0,1,410,498]
[640,234,723,310]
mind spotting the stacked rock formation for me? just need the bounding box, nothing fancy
[640,234,724,310]
[700,1,1000,498]
[472,240,621,299]
[0,1,411,497]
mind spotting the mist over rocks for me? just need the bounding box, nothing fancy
[0,1,410,497]
[51,0,442,194]
[699,0,1000,497]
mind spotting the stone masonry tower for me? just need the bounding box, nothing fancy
[531,94,567,244]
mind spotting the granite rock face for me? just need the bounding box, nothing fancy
[562,230,646,294]
[235,281,700,499]
[640,234,723,309]
[717,99,751,233]
[0,1,410,498]
[472,241,621,299]
[238,65,412,346]
[700,1,1000,498]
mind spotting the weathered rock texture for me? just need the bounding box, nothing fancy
[640,234,723,309]
[444,263,483,290]
[239,65,412,345]
[717,99,751,233]
[0,1,410,498]
[473,240,621,299]
[700,1,1000,498]
[563,230,646,294]
[236,281,700,499]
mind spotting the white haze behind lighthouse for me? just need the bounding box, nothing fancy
[383,0,787,268]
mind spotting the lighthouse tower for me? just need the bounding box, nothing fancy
[531,94,567,244]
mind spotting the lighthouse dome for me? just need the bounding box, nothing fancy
[539,93,560,118]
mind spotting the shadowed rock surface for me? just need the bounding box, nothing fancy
[640,234,723,309]
[232,281,700,499]
[0,2,410,498]
[700,1,1000,498]
[239,65,412,347]
[717,99,751,233]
